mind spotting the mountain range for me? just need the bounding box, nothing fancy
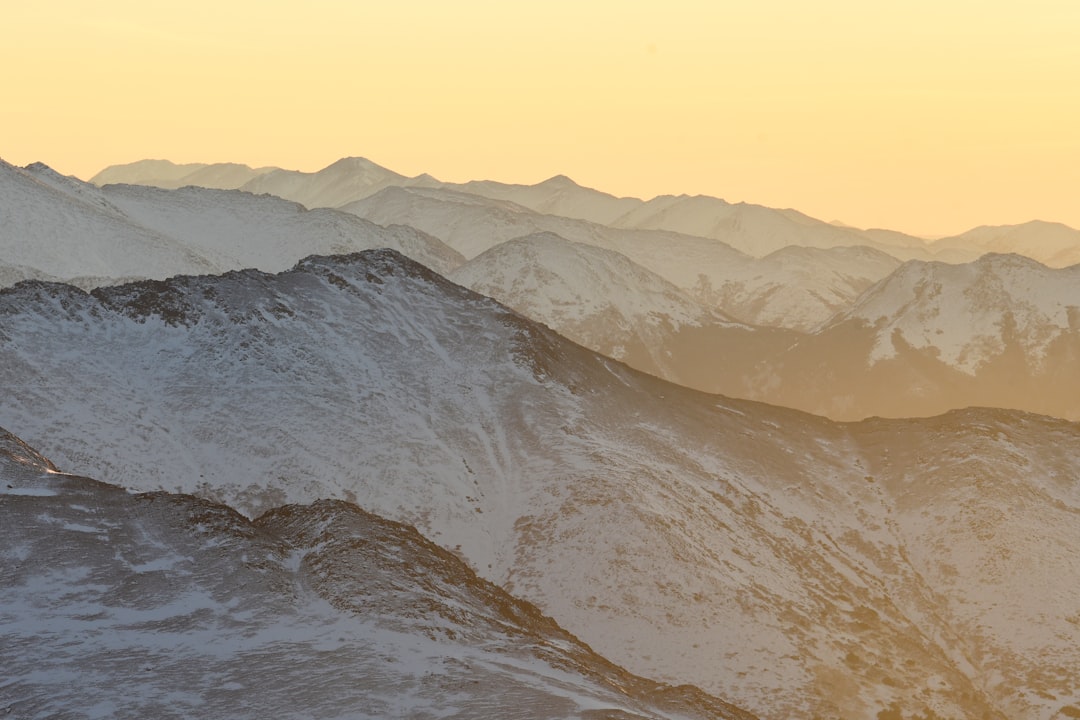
[4,249,1080,719]
[94,156,1080,267]
[0,158,463,288]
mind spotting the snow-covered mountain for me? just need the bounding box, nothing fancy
[747,253,1080,420]
[690,244,902,331]
[97,181,464,276]
[931,220,1080,268]
[448,231,752,383]
[4,250,1080,719]
[1,160,463,287]
[1,428,752,720]
[1,158,217,282]
[345,185,908,333]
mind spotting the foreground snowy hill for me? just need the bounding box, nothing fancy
[4,251,1080,719]
[1,429,751,720]
[1,160,463,287]
[748,253,1080,420]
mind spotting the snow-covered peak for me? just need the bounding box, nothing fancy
[449,232,734,378]
[839,253,1080,373]
[452,231,716,331]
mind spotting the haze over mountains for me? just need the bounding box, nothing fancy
[6,153,1080,719]
[96,156,1080,267]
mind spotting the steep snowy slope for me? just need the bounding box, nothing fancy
[931,220,1080,268]
[747,253,1080,420]
[4,251,1080,719]
[0,158,216,281]
[0,429,752,720]
[1,161,464,286]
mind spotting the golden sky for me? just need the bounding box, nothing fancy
[4,0,1079,236]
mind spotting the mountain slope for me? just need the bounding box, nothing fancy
[1,428,752,720]
[99,182,464,276]
[4,251,1080,718]
[0,158,216,282]
[691,244,902,331]
[449,232,740,379]
[748,253,1080,420]
[448,231,798,388]
[1,161,464,287]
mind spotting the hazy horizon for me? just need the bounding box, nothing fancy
[5,1,1080,237]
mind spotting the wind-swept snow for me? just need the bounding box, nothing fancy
[2,428,752,720]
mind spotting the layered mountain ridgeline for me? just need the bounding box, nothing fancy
[101,156,1080,268]
[445,235,1080,420]
[1,427,751,720]
[0,159,463,288]
[340,185,903,331]
[91,157,937,260]
[4,250,1080,719]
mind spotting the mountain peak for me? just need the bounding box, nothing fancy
[539,173,580,188]
[323,156,395,175]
